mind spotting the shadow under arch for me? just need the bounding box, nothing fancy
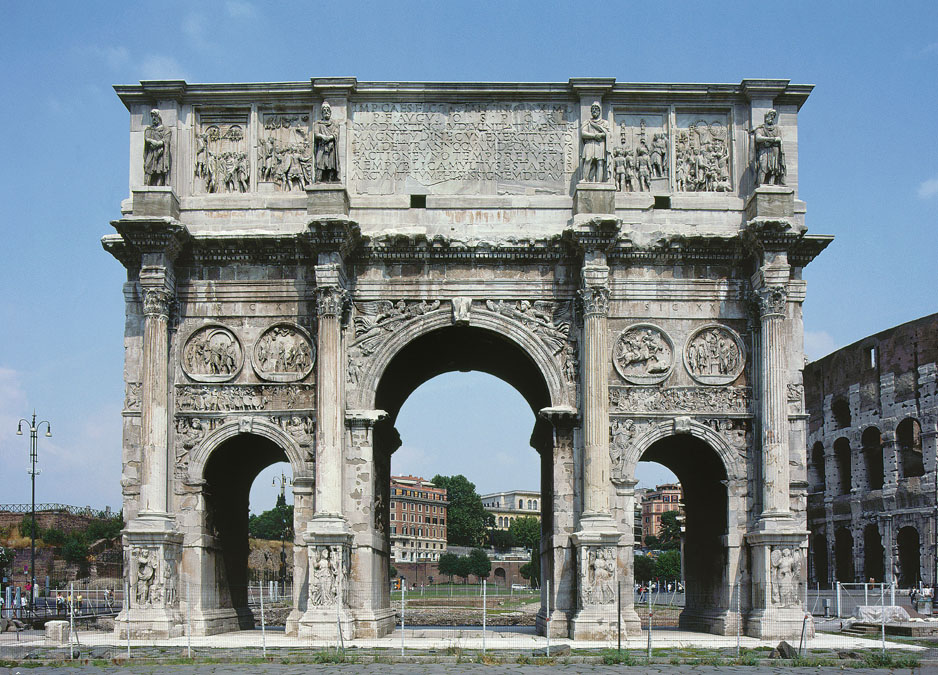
[627,427,734,633]
[195,427,300,630]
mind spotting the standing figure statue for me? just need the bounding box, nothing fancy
[144,109,171,186]
[579,101,609,182]
[314,102,340,183]
[752,108,786,186]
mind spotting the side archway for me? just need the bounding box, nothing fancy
[187,418,308,483]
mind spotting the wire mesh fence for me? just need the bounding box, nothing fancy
[0,579,930,665]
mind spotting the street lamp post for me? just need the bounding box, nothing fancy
[272,472,292,598]
[16,412,51,607]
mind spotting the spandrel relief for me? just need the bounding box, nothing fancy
[613,113,668,192]
[684,324,746,385]
[252,323,315,382]
[674,113,732,193]
[194,114,250,193]
[257,113,313,190]
[351,300,442,356]
[612,324,673,384]
[181,325,243,383]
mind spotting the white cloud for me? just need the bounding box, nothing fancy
[225,0,255,18]
[804,330,837,361]
[918,176,938,199]
[139,54,187,80]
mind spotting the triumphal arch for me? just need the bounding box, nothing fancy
[103,77,830,640]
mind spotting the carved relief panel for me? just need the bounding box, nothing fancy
[128,545,179,609]
[612,324,674,384]
[674,113,732,193]
[684,324,746,385]
[257,113,313,191]
[308,544,349,607]
[770,546,803,607]
[181,325,243,383]
[194,112,250,193]
[252,323,315,382]
[613,112,668,193]
[579,546,617,607]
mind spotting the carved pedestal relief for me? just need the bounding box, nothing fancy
[613,324,673,384]
[613,113,668,192]
[674,114,732,193]
[252,323,315,382]
[182,325,243,382]
[194,114,250,194]
[580,546,617,607]
[308,545,349,607]
[128,545,179,609]
[258,113,312,190]
[770,546,803,607]
[684,324,746,385]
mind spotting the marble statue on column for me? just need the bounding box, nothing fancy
[314,102,340,183]
[752,109,786,186]
[143,109,172,186]
[580,101,609,183]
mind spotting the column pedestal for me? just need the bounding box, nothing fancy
[297,516,354,640]
[570,528,622,639]
[745,531,814,639]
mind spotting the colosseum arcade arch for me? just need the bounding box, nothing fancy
[105,76,829,641]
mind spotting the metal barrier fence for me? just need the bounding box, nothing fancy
[0,579,928,665]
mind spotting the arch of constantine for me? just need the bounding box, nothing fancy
[102,76,830,640]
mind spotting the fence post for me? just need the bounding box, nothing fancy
[125,580,130,660]
[864,582,868,606]
[259,581,266,659]
[187,581,192,659]
[400,585,405,657]
[735,580,740,658]
[546,579,551,658]
[890,579,895,608]
[835,581,841,618]
[482,579,486,654]
[69,581,75,660]
[617,579,622,656]
[646,580,652,660]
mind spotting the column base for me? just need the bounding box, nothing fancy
[678,607,742,636]
[114,607,184,639]
[306,185,350,216]
[570,606,618,640]
[186,607,250,636]
[297,608,355,641]
[536,607,572,638]
[121,514,184,638]
[351,607,397,638]
[574,181,616,215]
[747,607,814,640]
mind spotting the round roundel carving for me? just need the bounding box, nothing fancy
[684,324,746,385]
[181,325,243,383]
[252,323,315,383]
[612,323,674,384]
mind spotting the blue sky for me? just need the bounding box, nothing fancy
[0,1,935,512]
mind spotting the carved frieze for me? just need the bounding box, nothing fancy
[770,546,802,607]
[308,544,349,607]
[181,325,243,383]
[252,323,315,382]
[612,324,673,384]
[609,385,752,414]
[351,300,442,355]
[684,324,746,385]
[194,114,250,193]
[124,382,142,411]
[257,113,313,190]
[175,384,314,412]
[613,113,668,192]
[674,114,731,192]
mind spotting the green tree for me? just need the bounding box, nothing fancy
[634,554,655,583]
[248,493,294,540]
[658,511,682,550]
[654,550,681,580]
[519,539,541,587]
[62,536,89,566]
[489,528,515,551]
[467,548,491,579]
[389,565,398,580]
[437,552,460,581]
[0,546,15,581]
[42,527,67,547]
[643,535,661,550]
[453,554,473,583]
[85,517,124,542]
[431,475,493,546]
[508,516,540,551]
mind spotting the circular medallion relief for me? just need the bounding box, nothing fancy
[683,324,746,385]
[181,325,243,383]
[612,323,674,384]
[252,323,315,382]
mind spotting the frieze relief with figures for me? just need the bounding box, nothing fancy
[609,385,751,415]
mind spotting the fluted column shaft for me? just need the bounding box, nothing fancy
[140,286,172,515]
[314,281,347,516]
[757,285,790,518]
[580,265,610,516]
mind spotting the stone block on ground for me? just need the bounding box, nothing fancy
[45,619,70,643]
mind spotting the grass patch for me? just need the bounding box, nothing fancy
[599,648,637,665]
[862,651,920,668]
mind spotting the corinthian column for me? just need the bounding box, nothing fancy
[756,283,791,520]
[579,265,611,518]
[140,284,173,515]
[314,275,348,517]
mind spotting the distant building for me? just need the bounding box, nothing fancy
[633,487,649,544]
[389,475,448,563]
[641,483,683,546]
[481,490,540,530]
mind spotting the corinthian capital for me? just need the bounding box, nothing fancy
[754,285,788,318]
[143,288,173,318]
[579,285,610,317]
[316,286,349,318]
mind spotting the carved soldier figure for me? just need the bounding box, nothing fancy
[143,109,171,186]
[753,108,786,186]
[580,102,609,182]
[314,102,340,182]
[613,147,627,191]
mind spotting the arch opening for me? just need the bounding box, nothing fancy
[810,442,826,492]
[861,427,884,491]
[897,526,920,587]
[834,528,854,582]
[897,419,924,479]
[203,433,291,628]
[863,524,884,583]
[811,533,829,587]
[637,435,727,627]
[833,438,852,494]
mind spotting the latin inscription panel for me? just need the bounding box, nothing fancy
[349,102,577,195]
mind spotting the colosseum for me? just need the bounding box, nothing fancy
[805,313,938,588]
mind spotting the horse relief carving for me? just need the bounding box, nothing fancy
[182,325,243,383]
